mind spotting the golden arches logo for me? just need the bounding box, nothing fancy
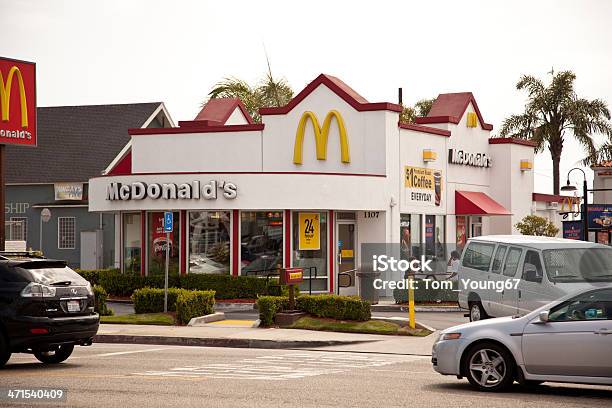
[293,110,350,165]
[0,65,29,128]
[561,196,581,213]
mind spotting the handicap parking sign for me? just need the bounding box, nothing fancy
[164,212,173,232]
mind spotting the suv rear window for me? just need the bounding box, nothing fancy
[13,263,89,286]
[462,242,495,272]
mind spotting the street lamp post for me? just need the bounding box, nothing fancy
[560,168,589,241]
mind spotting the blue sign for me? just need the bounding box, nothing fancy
[587,204,612,230]
[563,220,583,240]
[164,212,173,233]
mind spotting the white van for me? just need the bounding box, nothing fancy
[458,235,612,321]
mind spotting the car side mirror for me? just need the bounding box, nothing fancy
[539,310,549,323]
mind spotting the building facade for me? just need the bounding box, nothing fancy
[5,103,173,268]
[89,74,544,295]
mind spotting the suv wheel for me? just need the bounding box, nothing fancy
[464,343,515,392]
[0,334,11,368]
[469,301,487,322]
[34,344,74,364]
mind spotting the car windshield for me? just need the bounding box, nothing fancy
[542,248,612,282]
[15,264,89,286]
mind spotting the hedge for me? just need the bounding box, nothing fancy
[77,269,273,299]
[297,295,371,321]
[393,279,459,304]
[176,290,216,325]
[93,285,113,316]
[256,296,289,327]
[132,287,184,313]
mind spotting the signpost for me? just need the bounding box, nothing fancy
[39,208,51,252]
[163,211,173,313]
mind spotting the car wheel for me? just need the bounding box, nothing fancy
[0,334,11,368]
[469,301,488,322]
[464,343,515,392]
[34,344,74,364]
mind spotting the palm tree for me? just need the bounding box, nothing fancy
[499,70,612,194]
[206,71,293,123]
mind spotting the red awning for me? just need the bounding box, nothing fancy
[455,191,512,215]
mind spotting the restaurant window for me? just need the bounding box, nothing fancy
[10,217,27,241]
[293,212,328,292]
[425,215,446,274]
[58,217,76,249]
[122,213,141,274]
[188,211,231,274]
[147,211,180,276]
[240,211,283,276]
[400,214,422,260]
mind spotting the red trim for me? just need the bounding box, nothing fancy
[284,210,291,268]
[93,171,386,179]
[489,137,538,148]
[232,209,239,276]
[140,211,146,277]
[194,98,255,125]
[178,120,223,127]
[107,150,132,176]
[328,210,334,294]
[532,193,565,203]
[455,191,512,215]
[180,210,186,275]
[129,123,264,135]
[398,122,451,137]
[417,92,494,130]
[259,74,402,115]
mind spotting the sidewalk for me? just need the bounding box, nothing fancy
[95,324,436,355]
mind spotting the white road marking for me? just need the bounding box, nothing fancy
[94,347,172,357]
[133,352,421,381]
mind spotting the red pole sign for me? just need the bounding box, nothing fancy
[0,57,37,147]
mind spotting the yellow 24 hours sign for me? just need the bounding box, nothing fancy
[298,212,320,250]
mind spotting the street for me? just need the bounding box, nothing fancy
[1,343,611,408]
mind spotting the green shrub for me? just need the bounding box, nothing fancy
[93,285,113,316]
[78,269,272,299]
[393,279,459,304]
[296,294,370,321]
[256,296,289,327]
[176,290,216,325]
[132,287,184,313]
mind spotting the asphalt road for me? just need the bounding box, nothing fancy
[1,344,611,408]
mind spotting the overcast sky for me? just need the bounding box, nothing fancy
[2,0,611,194]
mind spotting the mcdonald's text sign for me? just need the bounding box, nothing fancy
[0,57,36,147]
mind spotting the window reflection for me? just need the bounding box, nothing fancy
[240,212,283,276]
[189,211,231,274]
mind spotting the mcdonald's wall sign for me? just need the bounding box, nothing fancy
[293,110,350,165]
[0,57,36,147]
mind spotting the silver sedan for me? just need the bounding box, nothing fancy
[432,286,612,391]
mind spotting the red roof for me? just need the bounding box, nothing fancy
[455,191,511,215]
[415,92,493,131]
[193,98,254,125]
[532,193,565,203]
[489,137,538,148]
[260,74,401,115]
[398,122,451,137]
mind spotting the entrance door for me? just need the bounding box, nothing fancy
[336,222,357,296]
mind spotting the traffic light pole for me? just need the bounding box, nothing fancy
[0,145,5,251]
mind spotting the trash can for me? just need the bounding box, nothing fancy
[357,271,381,304]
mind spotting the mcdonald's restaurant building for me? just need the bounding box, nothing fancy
[88,74,543,296]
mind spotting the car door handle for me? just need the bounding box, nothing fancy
[594,329,612,335]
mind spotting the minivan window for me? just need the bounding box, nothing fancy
[522,250,544,283]
[491,245,507,274]
[462,242,495,272]
[502,247,522,277]
[543,247,612,283]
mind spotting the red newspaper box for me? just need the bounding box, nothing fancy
[280,268,304,285]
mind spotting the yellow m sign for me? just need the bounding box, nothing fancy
[293,110,350,165]
[0,65,28,128]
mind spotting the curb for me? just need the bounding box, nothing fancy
[372,305,464,312]
[93,334,375,349]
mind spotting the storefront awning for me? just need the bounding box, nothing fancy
[455,191,512,215]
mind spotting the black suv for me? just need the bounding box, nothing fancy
[0,253,99,367]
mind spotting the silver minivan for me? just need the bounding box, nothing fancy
[458,235,612,321]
